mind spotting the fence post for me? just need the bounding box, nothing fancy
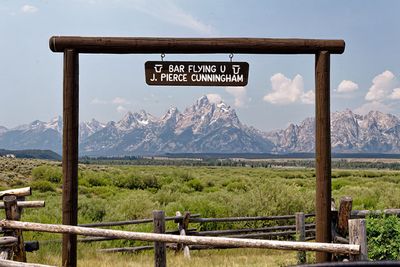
[182,212,191,259]
[338,197,352,237]
[3,195,26,262]
[153,210,166,267]
[175,211,191,258]
[296,212,306,264]
[348,219,367,261]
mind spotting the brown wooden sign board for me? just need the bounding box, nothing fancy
[145,61,249,86]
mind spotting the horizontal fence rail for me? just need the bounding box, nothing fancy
[0,201,45,209]
[351,209,400,218]
[189,214,315,223]
[0,187,31,199]
[0,220,360,255]
[188,224,315,236]
[79,214,200,228]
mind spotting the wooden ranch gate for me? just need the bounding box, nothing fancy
[49,36,345,266]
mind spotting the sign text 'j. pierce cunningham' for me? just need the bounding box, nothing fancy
[145,61,249,86]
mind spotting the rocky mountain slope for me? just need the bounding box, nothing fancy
[266,109,400,153]
[1,97,400,155]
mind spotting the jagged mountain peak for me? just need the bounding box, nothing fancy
[161,107,180,123]
[116,110,157,130]
[45,116,63,133]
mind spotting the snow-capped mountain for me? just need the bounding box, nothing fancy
[267,109,400,153]
[0,117,63,153]
[2,97,400,156]
[80,119,106,140]
[80,96,273,155]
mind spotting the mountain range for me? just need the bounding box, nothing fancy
[1,95,400,156]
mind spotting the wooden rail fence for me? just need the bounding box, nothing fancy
[0,187,52,266]
[3,188,397,266]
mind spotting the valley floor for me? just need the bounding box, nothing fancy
[1,158,400,265]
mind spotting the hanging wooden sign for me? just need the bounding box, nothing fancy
[145,61,249,86]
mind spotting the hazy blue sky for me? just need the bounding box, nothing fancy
[0,0,399,131]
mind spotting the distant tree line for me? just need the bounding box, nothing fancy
[79,156,400,170]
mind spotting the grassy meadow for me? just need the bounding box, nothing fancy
[1,157,400,265]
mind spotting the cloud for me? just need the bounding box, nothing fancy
[336,80,359,93]
[90,98,107,105]
[355,101,393,115]
[263,73,314,105]
[225,87,247,107]
[206,94,222,104]
[132,0,215,35]
[365,70,396,101]
[389,88,400,100]
[116,105,127,113]
[21,5,38,13]
[112,97,130,105]
[301,90,315,104]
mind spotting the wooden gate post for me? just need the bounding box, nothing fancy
[315,51,332,263]
[62,49,79,267]
[153,210,166,267]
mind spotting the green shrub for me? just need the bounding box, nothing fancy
[367,215,400,260]
[32,165,62,184]
[226,181,248,192]
[31,180,56,192]
[79,198,107,222]
[186,178,204,192]
[113,174,159,190]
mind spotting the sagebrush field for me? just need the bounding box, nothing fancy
[1,158,400,265]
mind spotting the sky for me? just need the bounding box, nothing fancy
[0,0,399,131]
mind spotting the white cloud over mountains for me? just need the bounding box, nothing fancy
[356,70,399,114]
[336,80,359,93]
[365,70,396,101]
[263,73,314,105]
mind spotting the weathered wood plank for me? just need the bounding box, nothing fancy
[190,224,315,236]
[0,259,55,267]
[0,237,17,247]
[153,210,166,267]
[338,197,353,237]
[189,214,315,223]
[296,212,306,264]
[351,209,400,218]
[0,201,45,209]
[4,196,26,262]
[49,37,345,54]
[349,219,367,261]
[79,214,200,228]
[0,220,360,255]
[0,188,31,199]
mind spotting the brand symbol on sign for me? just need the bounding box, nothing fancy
[232,65,241,75]
[154,64,163,73]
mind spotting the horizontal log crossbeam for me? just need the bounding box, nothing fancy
[0,220,359,255]
[49,37,345,54]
